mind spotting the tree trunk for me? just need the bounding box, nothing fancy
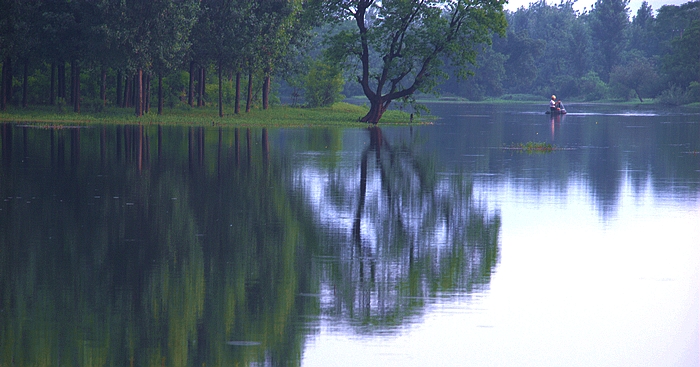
[22,60,28,107]
[116,70,122,107]
[188,61,195,107]
[57,62,65,101]
[100,67,107,107]
[50,62,55,105]
[245,70,253,113]
[73,62,80,113]
[218,61,223,117]
[198,66,205,107]
[124,74,132,108]
[70,60,76,106]
[262,74,270,110]
[144,73,150,114]
[157,74,163,115]
[4,58,12,104]
[234,71,241,114]
[360,98,388,124]
[135,68,143,117]
[635,89,643,103]
[1,58,7,110]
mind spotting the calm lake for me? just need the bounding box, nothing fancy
[1,103,698,366]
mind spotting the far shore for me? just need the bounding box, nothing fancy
[403,95,700,108]
[2,98,697,128]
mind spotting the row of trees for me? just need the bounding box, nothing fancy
[0,0,511,123]
[442,0,700,103]
[1,0,697,123]
[0,0,321,116]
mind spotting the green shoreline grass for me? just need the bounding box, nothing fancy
[0,102,419,127]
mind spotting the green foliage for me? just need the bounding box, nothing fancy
[304,60,345,107]
[689,82,700,102]
[435,0,693,105]
[55,97,67,113]
[656,83,699,105]
[495,30,545,92]
[162,71,190,108]
[609,57,658,101]
[578,71,609,101]
[590,0,631,81]
[660,18,700,90]
[82,97,105,113]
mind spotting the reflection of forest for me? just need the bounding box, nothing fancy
[0,124,500,366]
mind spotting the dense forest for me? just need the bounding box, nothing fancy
[0,0,697,117]
[440,0,700,103]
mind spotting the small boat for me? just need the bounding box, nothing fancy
[545,109,566,115]
[546,101,567,115]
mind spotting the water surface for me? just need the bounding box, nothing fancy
[1,103,698,366]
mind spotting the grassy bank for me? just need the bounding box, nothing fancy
[0,102,416,127]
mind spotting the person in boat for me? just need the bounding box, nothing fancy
[555,99,564,110]
[550,95,557,113]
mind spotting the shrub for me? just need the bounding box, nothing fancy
[304,60,345,108]
[656,83,699,105]
[578,71,609,101]
[82,97,105,113]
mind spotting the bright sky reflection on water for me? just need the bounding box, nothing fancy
[303,175,699,367]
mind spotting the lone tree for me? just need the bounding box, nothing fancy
[325,0,507,123]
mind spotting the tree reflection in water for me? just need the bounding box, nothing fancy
[295,127,501,332]
[0,123,499,366]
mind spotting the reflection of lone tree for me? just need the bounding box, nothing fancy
[298,127,501,330]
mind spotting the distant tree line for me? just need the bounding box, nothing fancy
[440,0,699,104]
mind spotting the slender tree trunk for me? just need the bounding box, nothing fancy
[100,66,107,107]
[144,73,150,114]
[135,68,143,117]
[73,62,80,113]
[124,73,132,108]
[70,60,76,105]
[21,60,28,107]
[4,58,12,104]
[198,66,205,107]
[218,61,223,117]
[50,62,55,105]
[245,70,253,113]
[1,58,7,110]
[262,74,270,110]
[132,74,137,107]
[116,70,122,107]
[234,71,241,114]
[635,89,643,103]
[188,61,195,107]
[157,74,163,115]
[57,62,65,101]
